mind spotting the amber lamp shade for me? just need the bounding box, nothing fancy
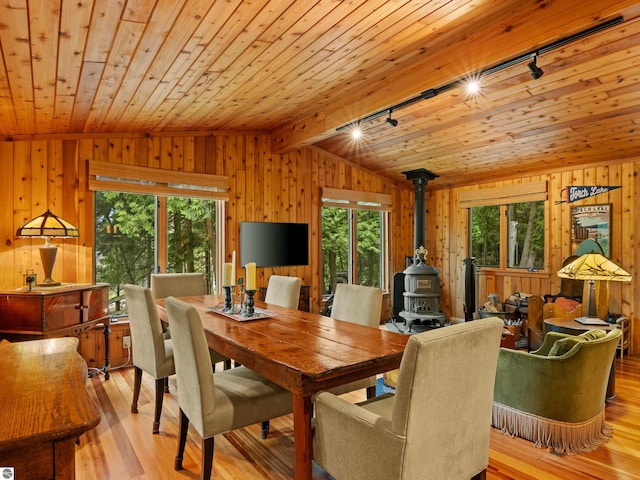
[557,253,631,321]
[16,210,79,286]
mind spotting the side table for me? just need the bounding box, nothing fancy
[0,283,111,379]
[0,338,101,479]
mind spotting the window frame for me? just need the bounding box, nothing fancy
[90,161,229,293]
[462,182,549,273]
[321,188,392,292]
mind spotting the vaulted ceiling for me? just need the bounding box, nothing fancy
[1,0,639,188]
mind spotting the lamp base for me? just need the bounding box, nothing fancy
[38,244,60,287]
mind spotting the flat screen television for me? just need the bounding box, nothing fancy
[240,221,309,267]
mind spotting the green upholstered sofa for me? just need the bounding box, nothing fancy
[492,328,621,455]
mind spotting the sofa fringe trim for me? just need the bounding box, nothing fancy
[491,402,612,455]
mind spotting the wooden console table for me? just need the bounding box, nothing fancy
[0,283,111,379]
[0,337,101,479]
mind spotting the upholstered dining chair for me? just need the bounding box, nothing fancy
[313,317,504,480]
[124,284,175,434]
[328,283,383,399]
[164,296,293,480]
[151,272,231,370]
[263,275,302,310]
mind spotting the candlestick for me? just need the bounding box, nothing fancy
[243,289,256,317]
[222,285,233,312]
[237,277,245,314]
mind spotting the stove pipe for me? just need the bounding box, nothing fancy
[403,168,438,253]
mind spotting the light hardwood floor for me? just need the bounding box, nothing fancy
[76,355,640,479]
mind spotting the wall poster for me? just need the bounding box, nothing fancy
[571,204,611,257]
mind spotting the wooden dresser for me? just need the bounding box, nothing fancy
[0,337,101,479]
[0,283,111,378]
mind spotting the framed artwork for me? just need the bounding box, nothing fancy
[571,203,611,257]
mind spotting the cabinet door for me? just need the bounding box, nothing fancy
[44,293,84,331]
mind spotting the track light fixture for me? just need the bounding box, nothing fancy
[386,110,398,127]
[527,53,544,79]
[336,16,623,133]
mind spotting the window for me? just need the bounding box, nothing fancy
[95,192,222,317]
[89,161,229,317]
[470,201,545,269]
[463,181,547,271]
[321,188,391,294]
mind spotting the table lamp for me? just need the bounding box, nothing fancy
[557,253,631,324]
[16,210,80,286]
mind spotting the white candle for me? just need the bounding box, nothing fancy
[245,262,257,290]
[222,262,232,287]
[231,250,236,286]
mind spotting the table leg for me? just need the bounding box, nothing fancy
[103,319,111,380]
[292,393,313,480]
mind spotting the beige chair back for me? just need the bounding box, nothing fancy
[164,296,216,436]
[151,272,207,299]
[264,275,302,309]
[330,283,382,327]
[313,317,504,480]
[392,318,503,477]
[123,284,174,379]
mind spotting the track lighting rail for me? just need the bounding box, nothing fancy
[336,16,624,132]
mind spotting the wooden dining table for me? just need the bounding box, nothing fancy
[156,294,409,480]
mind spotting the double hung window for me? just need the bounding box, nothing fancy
[463,182,547,270]
[321,188,391,294]
[90,161,228,316]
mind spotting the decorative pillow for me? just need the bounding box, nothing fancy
[554,296,581,312]
[548,329,607,356]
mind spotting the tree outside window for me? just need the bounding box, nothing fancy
[322,207,387,294]
[95,191,219,316]
[470,201,545,270]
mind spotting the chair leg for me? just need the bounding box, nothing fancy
[260,420,270,439]
[131,366,142,413]
[202,436,215,480]
[175,409,189,470]
[153,377,165,434]
[164,376,170,393]
[366,385,376,399]
[224,359,232,370]
[471,468,487,480]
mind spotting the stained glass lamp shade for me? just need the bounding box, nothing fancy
[557,253,631,322]
[16,210,79,286]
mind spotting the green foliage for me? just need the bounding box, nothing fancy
[356,210,381,287]
[321,207,383,293]
[470,205,500,267]
[470,201,545,269]
[95,192,218,316]
[321,207,348,293]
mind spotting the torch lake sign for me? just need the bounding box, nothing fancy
[564,186,620,203]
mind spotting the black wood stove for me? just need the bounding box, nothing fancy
[395,169,446,331]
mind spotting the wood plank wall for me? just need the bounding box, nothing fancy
[1,136,637,353]
[0,135,415,314]
[427,162,639,354]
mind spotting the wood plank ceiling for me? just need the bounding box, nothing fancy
[1,0,639,188]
